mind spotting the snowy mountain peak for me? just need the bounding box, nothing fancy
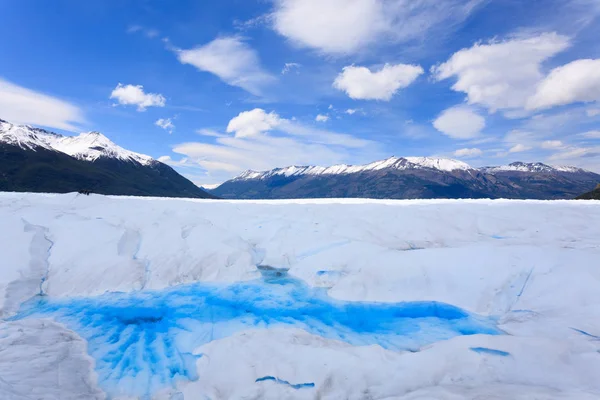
[481,161,586,173]
[404,157,472,172]
[234,156,474,181]
[51,131,154,165]
[0,119,154,165]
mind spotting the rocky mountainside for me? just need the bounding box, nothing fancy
[576,184,600,200]
[0,119,214,198]
[211,157,600,200]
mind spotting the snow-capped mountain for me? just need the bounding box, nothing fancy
[0,118,213,198]
[236,157,472,181]
[0,119,153,165]
[480,161,585,174]
[212,156,600,200]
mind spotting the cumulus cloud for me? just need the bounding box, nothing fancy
[177,36,275,96]
[345,109,358,115]
[169,109,380,185]
[333,63,423,101]
[315,114,329,122]
[223,108,371,148]
[226,108,281,138]
[453,148,483,158]
[527,59,600,110]
[432,33,570,112]
[541,140,563,149]
[155,118,175,134]
[509,144,532,153]
[110,83,166,111]
[281,62,301,74]
[433,106,485,139]
[0,78,84,131]
[271,0,482,55]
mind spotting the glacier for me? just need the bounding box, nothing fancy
[1,192,600,399]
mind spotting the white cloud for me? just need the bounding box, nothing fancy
[177,36,275,96]
[271,0,482,55]
[587,108,600,117]
[453,148,483,157]
[432,33,570,112]
[580,130,600,139]
[333,63,423,101]
[155,118,175,134]
[328,104,334,110]
[225,109,372,147]
[157,155,186,165]
[503,130,538,146]
[345,109,358,115]
[509,144,532,153]
[527,59,600,110]
[127,25,159,38]
[541,140,563,149]
[548,145,600,172]
[110,83,166,111]
[196,128,227,138]
[433,106,485,139]
[226,108,281,138]
[169,108,380,185]
[281,62,301,75]
[0,78,84,131]
[315,114,329,122]
[199,183,221,190]
[127,25,142,34]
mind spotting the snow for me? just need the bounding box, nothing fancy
[234,156,473,181]
[405,156,471,171]
[0,120,154,165]
[481,162,586,173]
[49,131,154,165]
[1,192,600,399]
[233,157,586,183]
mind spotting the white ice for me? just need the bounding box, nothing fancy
[1,192,599,399]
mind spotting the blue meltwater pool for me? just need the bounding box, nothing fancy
[13,268,501,397]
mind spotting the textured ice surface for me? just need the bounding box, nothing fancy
[14,272,499,397]
[2,193,600,399]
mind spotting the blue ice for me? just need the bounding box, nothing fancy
[571,327,600,340]
[470,347,511,356]
[13,269,501,398]
[255,376,315,389]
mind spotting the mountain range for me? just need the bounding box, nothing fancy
[2,117,598,200]
[211,157,600,200]
[0,119,213,198]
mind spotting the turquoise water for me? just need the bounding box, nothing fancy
[14,271,500,397]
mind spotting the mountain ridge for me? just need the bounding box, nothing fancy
[212,157,599,200]
[0,119,214,198]
[232,157,591,182]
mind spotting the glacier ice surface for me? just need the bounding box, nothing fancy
[13,272,499,397]
[1,193,600,399]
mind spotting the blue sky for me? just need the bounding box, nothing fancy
[1,0,600,186]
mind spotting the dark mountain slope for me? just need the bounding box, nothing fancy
[576,184,600,200]
[0,119,214,198]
